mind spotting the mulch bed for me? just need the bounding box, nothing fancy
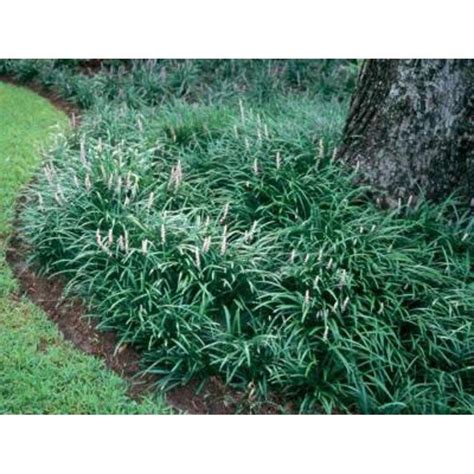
[2,75,287,414]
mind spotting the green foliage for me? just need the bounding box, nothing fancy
[15,59,474,414]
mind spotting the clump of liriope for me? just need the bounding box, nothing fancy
[21,97,474,414]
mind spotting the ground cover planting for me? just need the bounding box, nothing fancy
[1,60,473,413]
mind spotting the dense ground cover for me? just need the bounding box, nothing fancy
[1,60,473,413]
[0,82,169,413]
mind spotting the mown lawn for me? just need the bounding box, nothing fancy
[0,82,170,413]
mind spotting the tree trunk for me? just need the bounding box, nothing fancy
[338,59,474,205]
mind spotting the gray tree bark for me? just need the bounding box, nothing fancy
[338,59,474,205]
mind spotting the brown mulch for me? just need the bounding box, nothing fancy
[2,75,287,414]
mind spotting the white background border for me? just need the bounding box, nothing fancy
[1,415,472,473]
[1,1,472,472]
[1,0,473,57]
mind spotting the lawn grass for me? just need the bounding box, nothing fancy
[0,82,170,413]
